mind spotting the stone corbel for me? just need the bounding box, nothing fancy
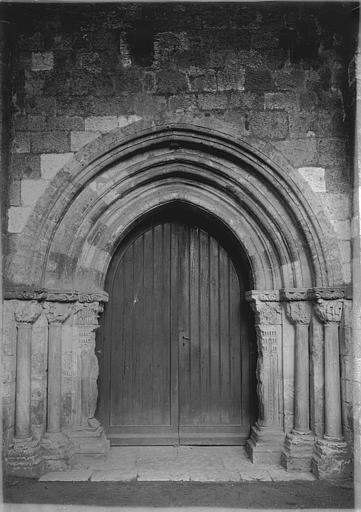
[245,290,284,464]
[6,301,42,476]
[310,289,351,479]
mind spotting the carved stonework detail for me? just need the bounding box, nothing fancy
[13,301,42,324]
[5,288,108,303]
[43,302,75,325]
[286,301,312,325]
[75,302,103,422]
[314,299,343,324]
[280,288,309,301]
[250,300,282,325]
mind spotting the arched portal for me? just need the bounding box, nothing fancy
[4,116,348,477]
[97,203,258,445]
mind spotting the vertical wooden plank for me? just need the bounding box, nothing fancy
[199,229,210,424]
[219,244,231,424]
[178,223,191,426]
[143,228,154,425]
[229,262,241,425]
[170,223,180,434]
[209,237,221,423]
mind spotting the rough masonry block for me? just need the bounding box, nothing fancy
[31,52,54,72]
[10,154,41,179]
[31,132,70,154]
[12,133,30,154]
[85,116,118,133]
[249,111,288,139]
[70,131,101,151]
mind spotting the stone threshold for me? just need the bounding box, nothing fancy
[38,446,316,483]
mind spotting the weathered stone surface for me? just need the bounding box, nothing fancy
[245,68,274,92]
[31,132,69,154]
[249,111,288,139]
[21,179,48,206]
[7,207,32,233]
[12,133,30,154]
[39,469,93,481]
[85,116,118,133]
[198,93,228,110]
[264,92,298,111]
[298,167,326,193]
[41,153,73,180]
[70,131,101,151]
[10,154,41,179]
[31,52,54,72]
[312,438,352,480]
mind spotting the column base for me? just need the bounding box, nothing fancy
[64,418,110,467]
[311,437,352,480]
[281,431,314,472]
[246,424,285,464]
[40,431,74,472]
[6,437,42,477]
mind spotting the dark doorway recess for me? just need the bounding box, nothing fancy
[96,203,258,445]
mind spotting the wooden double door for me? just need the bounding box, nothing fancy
[98,215,256,445]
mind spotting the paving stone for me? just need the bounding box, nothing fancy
[90,469,137,481]
[39,470,92,481]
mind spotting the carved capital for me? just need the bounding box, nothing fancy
[249,300,282,325]
[314,299,343,324]
[13,300,42,324]
[43,302,75,325]
[286,301,312,325]
[311,288,345,301]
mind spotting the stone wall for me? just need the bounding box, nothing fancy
[4,3,356,284]
[1,3,358,477]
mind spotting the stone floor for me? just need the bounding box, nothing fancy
[39,446,316,482]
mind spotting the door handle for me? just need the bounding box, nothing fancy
[179,332,190,346]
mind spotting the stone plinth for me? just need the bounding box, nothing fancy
[246,424,285,464]
[6,437,42,477]
[281,431,315,471]
[312,437,352,480]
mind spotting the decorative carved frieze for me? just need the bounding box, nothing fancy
[285,301,312,325]
[5,289,108,303]
[13,301,42,324]
[314,299,343,324]
[280,288,309,302]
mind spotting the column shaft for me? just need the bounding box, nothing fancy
[324,323,342,438]
[47,323,62,433]
[294,323,310,432]
[15,324,32,439]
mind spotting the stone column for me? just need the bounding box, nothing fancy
[6,301,42,475]
[246,291,285,464]
[40,302,74,471]
[281,298,314,471]
[311,296,351,479]
[65,302,109,465]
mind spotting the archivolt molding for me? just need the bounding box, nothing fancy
[6,115,344,293]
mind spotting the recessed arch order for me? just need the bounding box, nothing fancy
[7,115,344,295]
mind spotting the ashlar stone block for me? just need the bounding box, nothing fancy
[8,206,32,233]
[41,153,74,180]
[21,179,48,206]
[298,167,326,193]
